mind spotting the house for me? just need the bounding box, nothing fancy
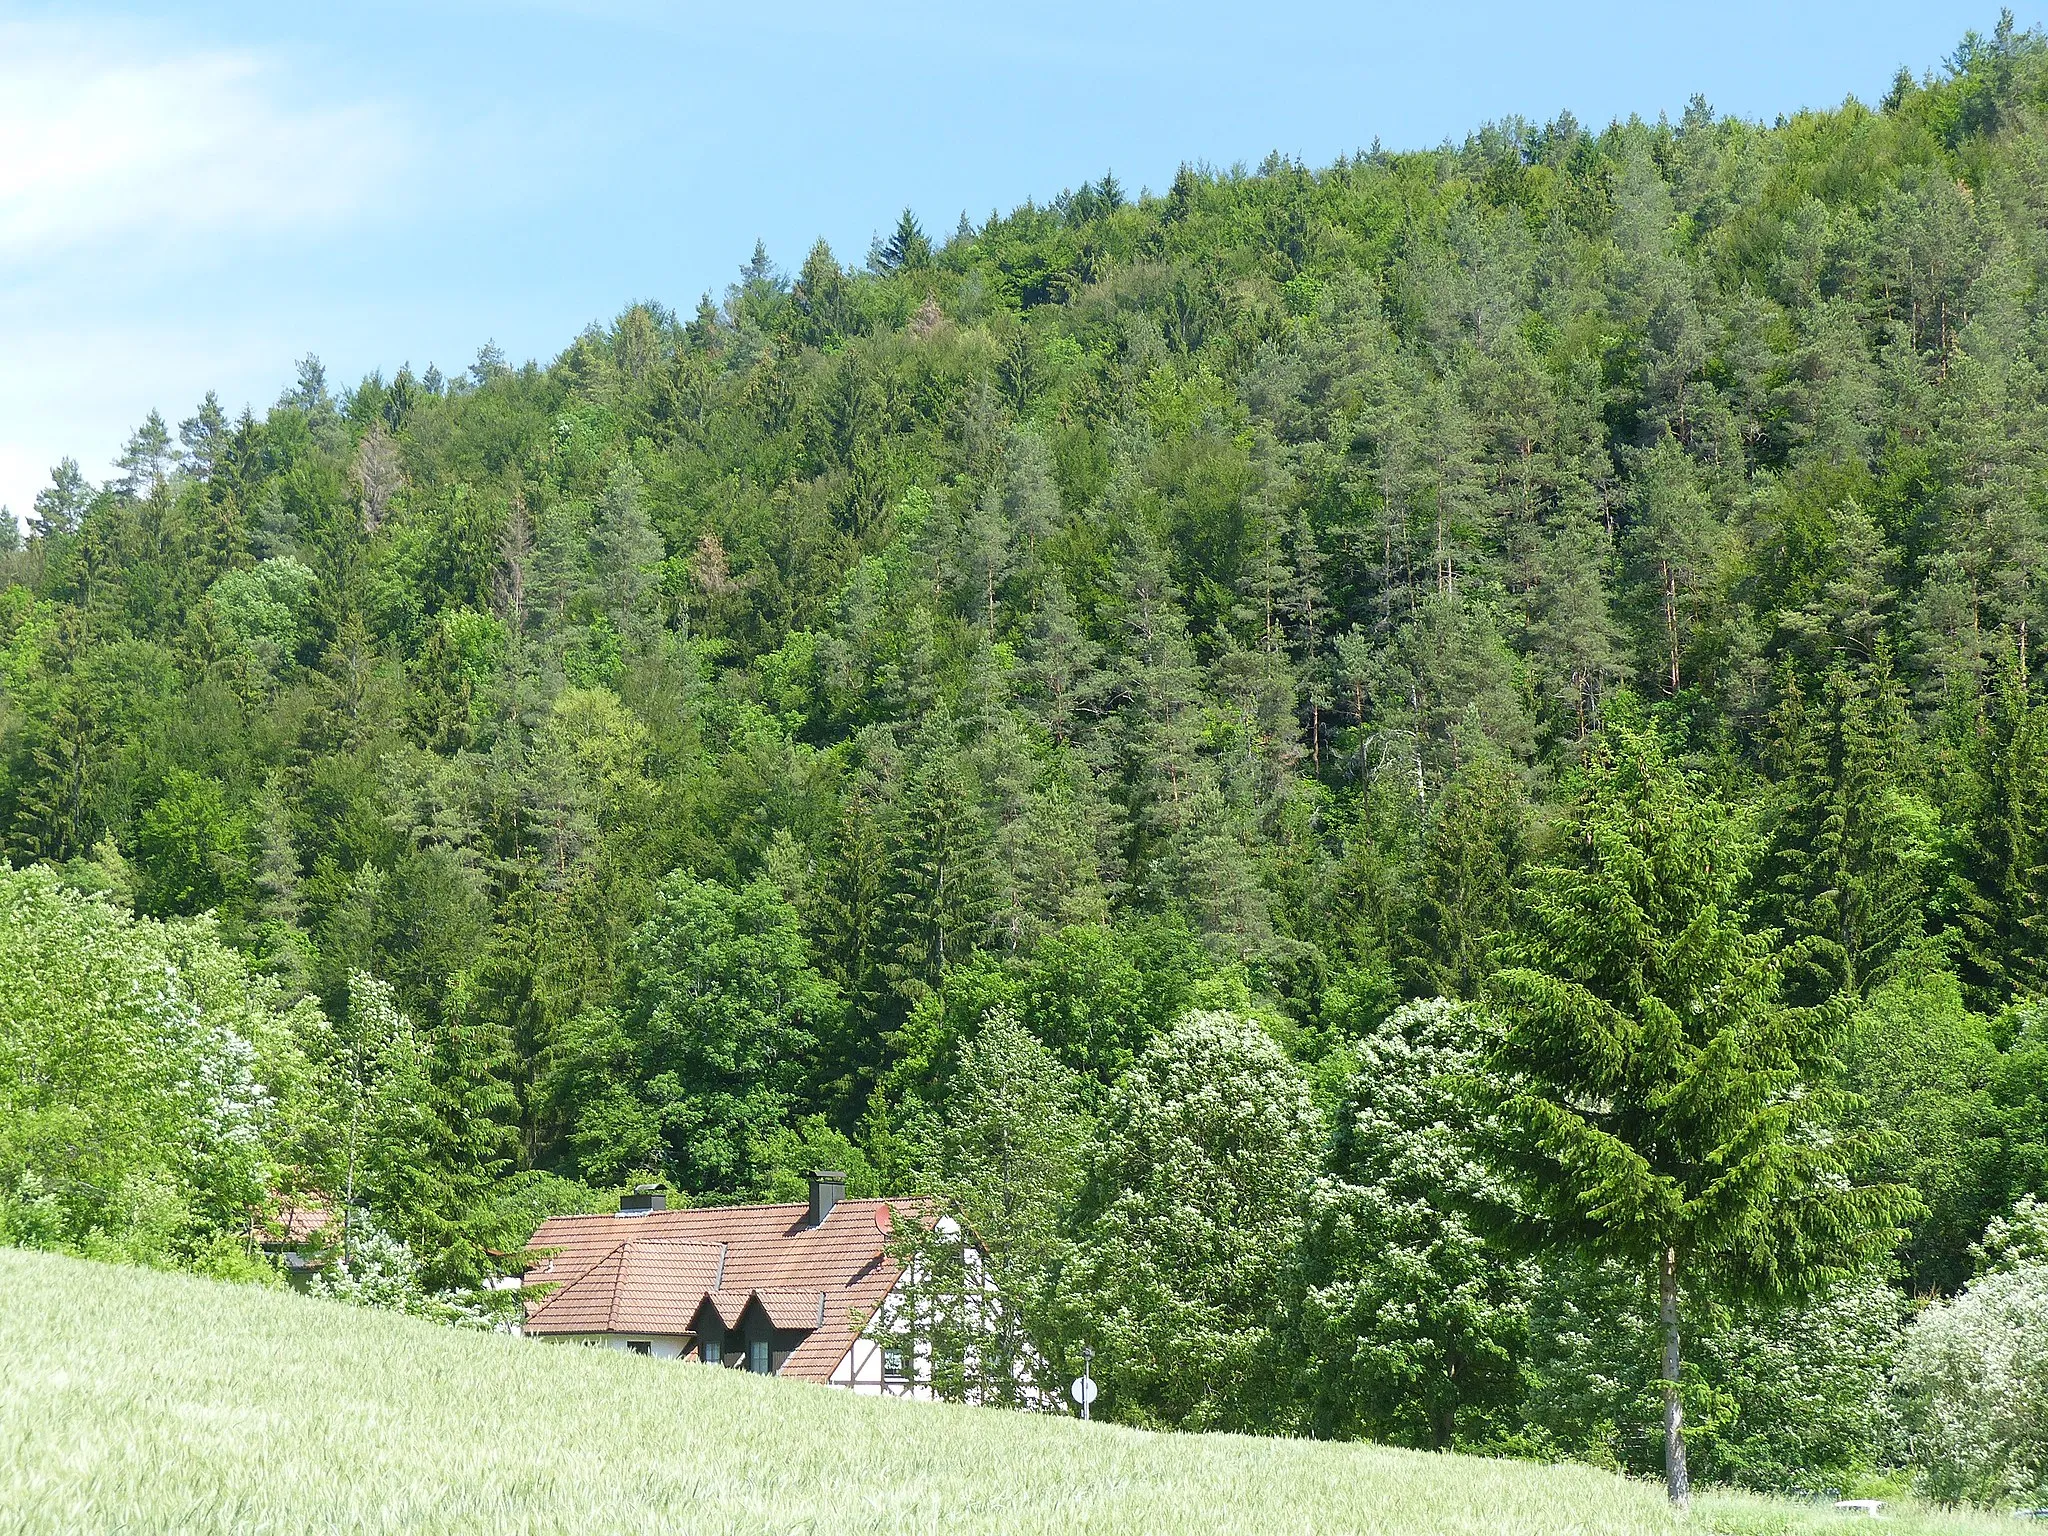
[520,1172,927,1395]
[251,1199,333,1280]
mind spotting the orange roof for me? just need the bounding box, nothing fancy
[700,1289,751,1329]
[524,1240,726,1337]
[252,1201,333,1246]
[753,1289,827,1330]
[523,1199,909,1381]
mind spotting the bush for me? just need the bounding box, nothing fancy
[1894,1260,2048,1506]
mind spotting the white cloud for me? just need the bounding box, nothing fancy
[0,20,404,263]
[0,19,413,518]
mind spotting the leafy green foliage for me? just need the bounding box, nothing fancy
[1075,1010,1320,1431]
[0,863,318,1268]
[554,873,839,1195]
[3,18,2048,1496]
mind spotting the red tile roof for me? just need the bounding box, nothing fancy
[523,1199,907,1381]
[700,1289,750,1329]
[523,1239,727,1337]
[250,1201,333,1246]
[753,1288,828,1331]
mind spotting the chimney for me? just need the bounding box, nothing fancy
[618,1185,666,1216]
[806,1170,845,1228]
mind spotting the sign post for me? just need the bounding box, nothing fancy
[1070,1345,1097,1422]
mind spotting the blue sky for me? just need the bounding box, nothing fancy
[0,1,2017,522]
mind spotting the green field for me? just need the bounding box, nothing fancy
[0,1248,2010,1536]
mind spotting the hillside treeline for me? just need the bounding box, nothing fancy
[3,17,2047,1503]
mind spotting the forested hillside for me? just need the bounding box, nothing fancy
[3,16,2047,1503]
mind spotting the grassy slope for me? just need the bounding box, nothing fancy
[0,1250,2008,1536]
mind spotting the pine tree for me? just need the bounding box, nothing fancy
[352,423,403,534]
[1021,574,1102,748]
[1105,525,1210,890]
[1625,436,1718,696]
[112,410,174,498]
[469,341,509,386]
[29,458,91,539]
[1485,696,1916,1508]
[178,392,229,481]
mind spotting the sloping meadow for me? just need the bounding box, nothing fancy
[0,1249,2010,1536]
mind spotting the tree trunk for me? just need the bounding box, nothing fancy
[1659,1244,1690,1511]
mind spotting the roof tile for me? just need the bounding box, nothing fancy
[524,1199,914,1381]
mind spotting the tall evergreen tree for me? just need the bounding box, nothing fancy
[1485,697,1915,1508]
[29,457,91,540]
[1945,675,2048,1011]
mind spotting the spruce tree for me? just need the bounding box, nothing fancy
[872,208,931,273]
[886,726,995,1004]
[1761,658,1928,996]
[1403,751,1530,999]
[811,790,896,1110]
[1485,696,1915,1508]
[589,460,666,648]
[1946,674,2048,1011]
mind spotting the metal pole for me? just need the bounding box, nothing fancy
[1081,1344,1094,1423]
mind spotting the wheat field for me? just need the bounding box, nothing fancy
[0,1248,2012,1535]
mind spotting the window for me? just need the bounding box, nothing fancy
[627,1340,652,1356]
[748,1339,770,1375]
[881,1350,907,1379]
[702,1338,721,1365]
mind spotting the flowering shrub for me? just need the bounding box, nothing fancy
[1894,1255,2048,1506]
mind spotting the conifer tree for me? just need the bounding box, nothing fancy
[1946,674,2048,1011]
[589,460,666,648]
[886,726,995,1004]
[29,457,91,539]
[1761,658,1928,995]
[811,790,895,1109]
[872,208,931,273]
[1403,751,1531,999]
[1486,696,1915,1508]
[1021,574,1102,748]
[178,392,230,482]
[112,410,175,498]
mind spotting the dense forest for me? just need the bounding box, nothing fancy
[4,16,2047,1507]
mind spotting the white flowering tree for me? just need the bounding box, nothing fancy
[1074,1009,1320,1431]
[1894,1199,2048,1507]
[1289,997,1532,1449]
[0,863,319,1270]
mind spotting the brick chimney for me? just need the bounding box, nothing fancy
[806,1170,845,1228]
